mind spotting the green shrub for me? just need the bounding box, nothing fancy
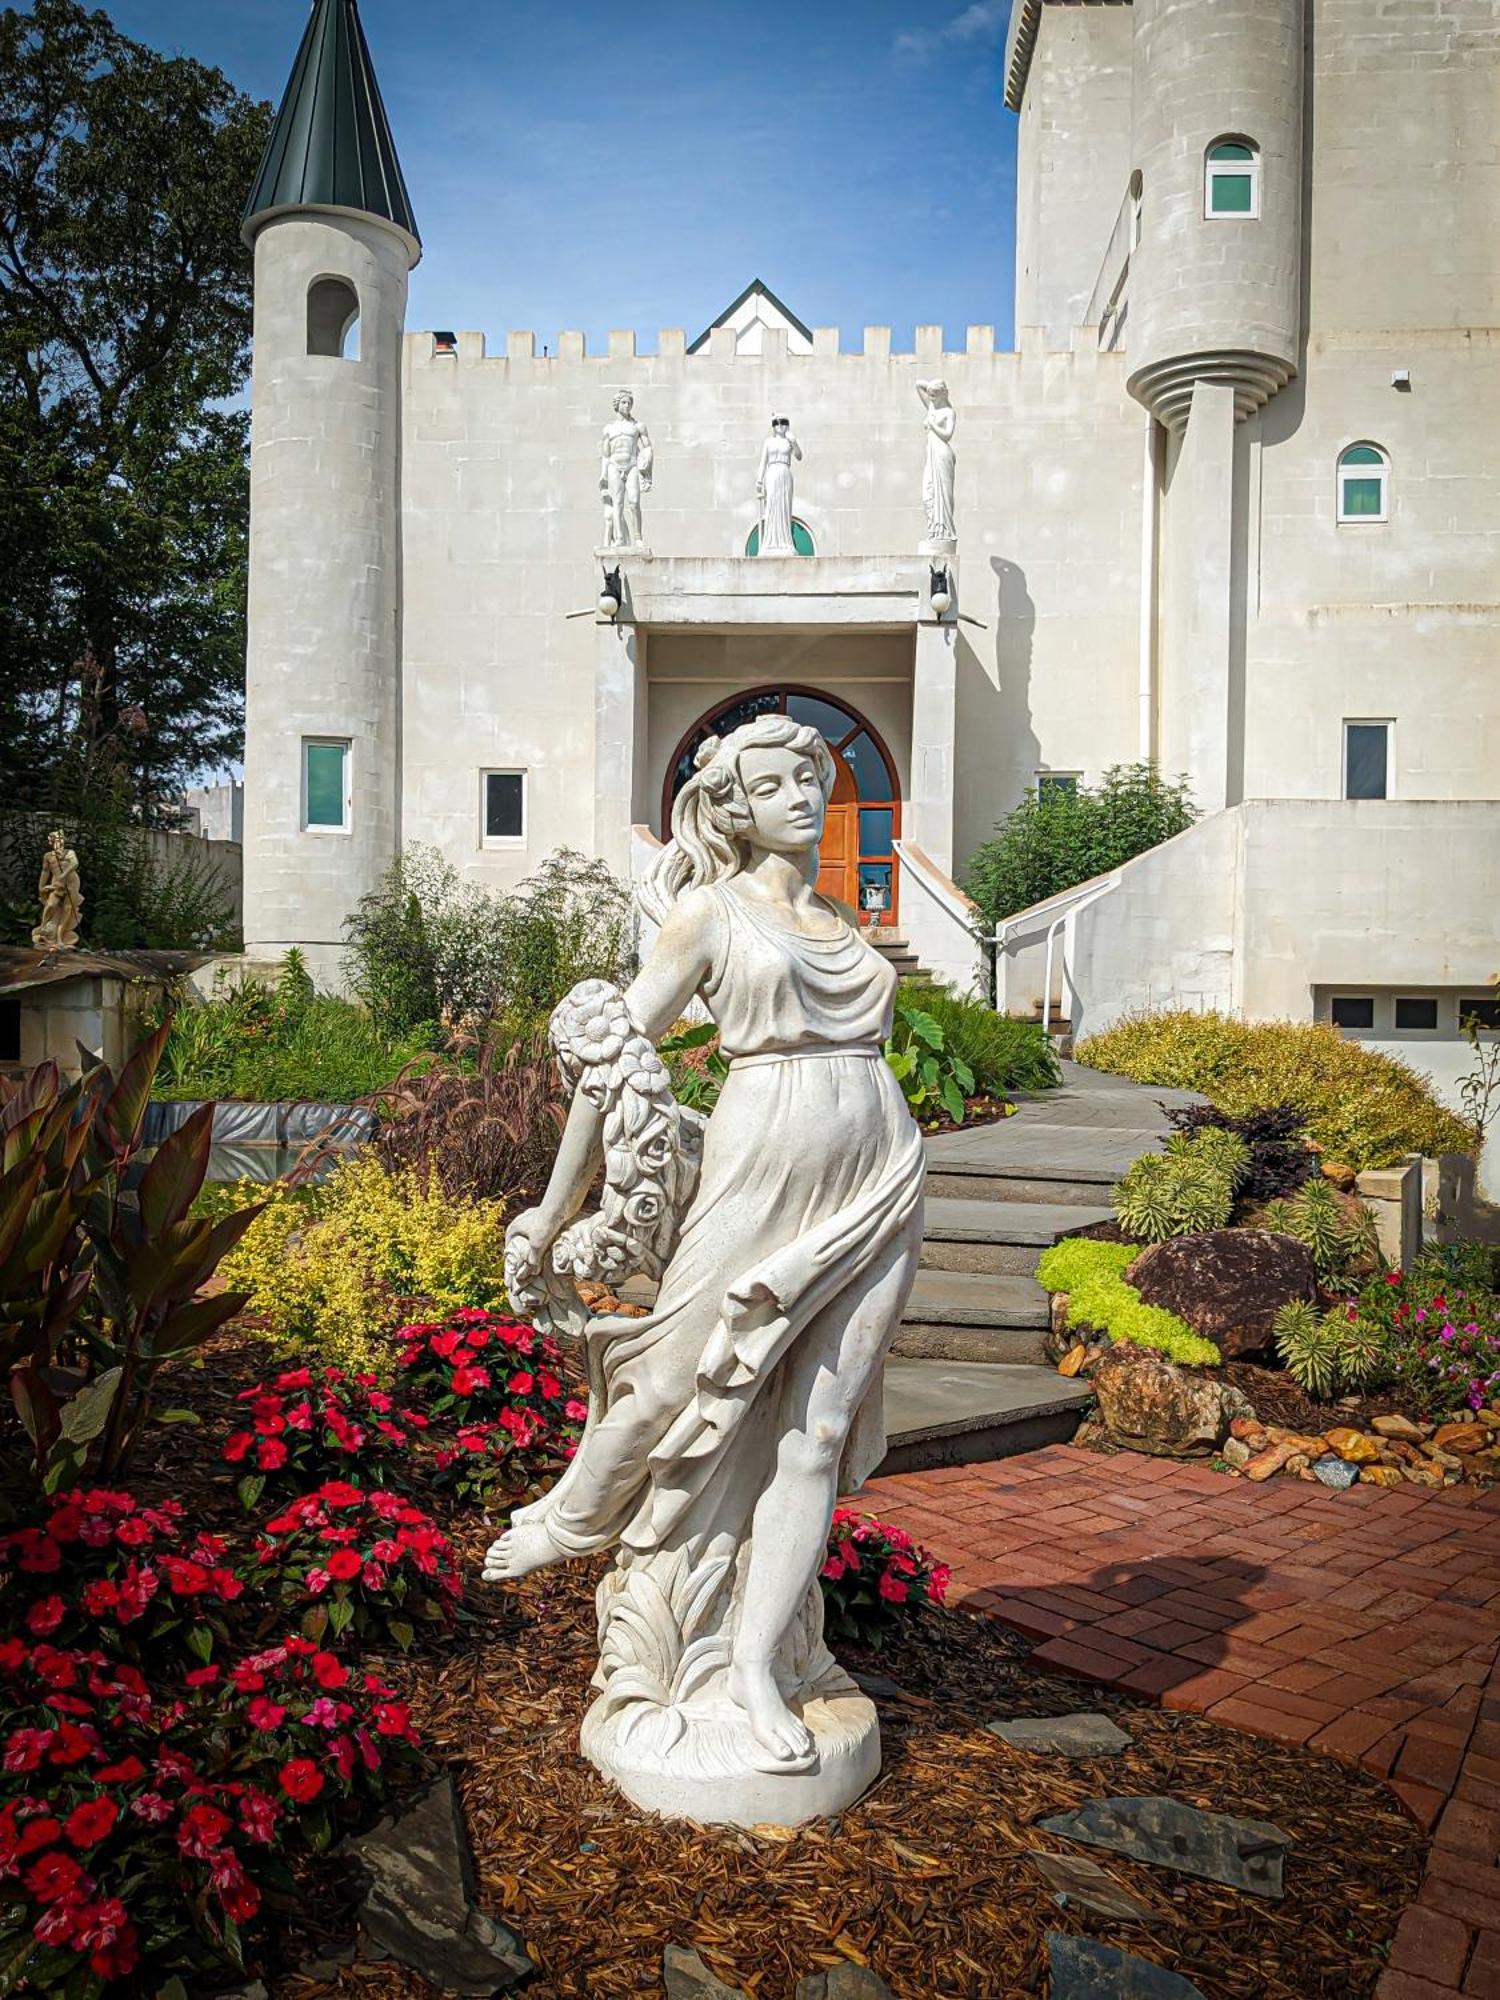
[1112,1142,1235,1243]
[963,763,1197,927]
[884,999,976,1124]
[1076,1010,1475,1169]
[151,951,437,1103]
[216,1154,508,1373]
[1261,1178,1378,1285]
[900,983,1060,1094]
[1035,1237,1220,1366]
[1272,1299,1389,1399]
[1164,1124,1250,1190]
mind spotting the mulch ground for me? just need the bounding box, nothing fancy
[111,1335,1428,2000]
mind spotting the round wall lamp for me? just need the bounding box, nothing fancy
[929,565,953,618]
[598,566,623,619]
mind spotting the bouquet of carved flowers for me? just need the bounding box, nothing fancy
[253,1482,461,1651]
[222,1365,428,1508]
[819,1508,951,1647]
[183,1636,423,1854]
[1,1490,244,1669]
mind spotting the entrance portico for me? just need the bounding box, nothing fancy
[593,556,959,925]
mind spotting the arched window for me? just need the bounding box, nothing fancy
[1205,139,1259,218]
[1337,443,1390,523]
[744,518,815,557]
[307,276,360,358]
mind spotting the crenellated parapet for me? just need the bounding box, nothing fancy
[406,325,1002,366]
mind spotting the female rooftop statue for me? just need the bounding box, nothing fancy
[485,714,924,1822]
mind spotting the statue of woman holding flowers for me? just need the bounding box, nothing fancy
[485,713,924,1824]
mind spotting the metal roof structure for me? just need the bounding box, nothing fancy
[242,0,420,257]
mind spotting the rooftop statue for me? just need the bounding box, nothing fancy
[755,416,803,556]
[916,378,957,553]
[599,391,653,552]
[487,715,924,1823]
[32,829,82,952]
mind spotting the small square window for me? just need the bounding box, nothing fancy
[303,739,350,830]
[1343,721,1390,800]
[1331,995,1375,1030]
[1394,997,1438,1031]
[1461,997,1500,1032]
[1037,772,1080,802]
[482,770,526,844]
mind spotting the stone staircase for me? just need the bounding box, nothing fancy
[863,929,932,983]
[879,1064,1204,1474]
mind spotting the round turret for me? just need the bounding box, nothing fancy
[1126,0,1304,429]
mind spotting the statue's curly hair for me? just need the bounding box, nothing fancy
[639,714,836,923]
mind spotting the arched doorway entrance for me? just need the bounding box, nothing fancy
[661,687,901,926]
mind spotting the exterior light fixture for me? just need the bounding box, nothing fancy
[929,565,952,618]
[598,567,623,619]
[433,330,458,356]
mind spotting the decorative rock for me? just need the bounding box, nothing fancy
[1222,1437,1251,1468]
[1047,1292,1075,1357]
[1047,1934,1207,1999]
[1360,1464,1406,1488]
[1312,1455,1359,1489]
[795,1968,894,2000]
[1059,1343,1089,1378]
[986,1712,1132,1758]
[1244,1442,1295,1482]
[1324,1426,1381,1464]
[1320,1161,1358,1192]
[1027,1852,1169,1927]
[665,1946,749,1999]
[1268,1430,1328,1457]
[1284,1453,1310,1476]
[1229,1416,1268,1444]
[343,1775,531,1993]
[1037,1797,1291,1898]
[1403,1462,1444,1487]
[1372,1413,1427,1440]
[1125,1229,1318,1359]
[1089,1344,1246,1459]
[1423,1444,1465,1469]
[1434,1421,1491,1455]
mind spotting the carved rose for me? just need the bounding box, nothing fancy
[622,1189,665,1228]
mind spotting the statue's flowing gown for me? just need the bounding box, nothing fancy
[537,884,925,1560]
[759,440,798,555]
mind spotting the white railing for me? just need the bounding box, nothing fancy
[891,840,985,994]
[992,872,1123,1034]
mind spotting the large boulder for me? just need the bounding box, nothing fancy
[1090,1343,1251,1458]
[1124,1230,1317,1359]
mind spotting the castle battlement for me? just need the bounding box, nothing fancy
[405,325,1006,365]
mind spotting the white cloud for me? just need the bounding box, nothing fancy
[894,2,1007,65]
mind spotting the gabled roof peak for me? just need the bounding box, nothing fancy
[689,279,815,355]
[243,0,420,262]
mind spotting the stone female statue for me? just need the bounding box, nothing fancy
[755,416,803,556]
[486,715,924,1823]
[32,829,82,951]
[916,379,957,551]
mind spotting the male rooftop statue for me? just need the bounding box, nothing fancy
[32,829,82,952]
[485,716,924,1826]
[599,391,653,551]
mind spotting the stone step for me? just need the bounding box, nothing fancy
[880,1360,1092,1474]
[895,1268,1052,1364]
[926,1165,1119,1206]
[918,1195,1115,1275]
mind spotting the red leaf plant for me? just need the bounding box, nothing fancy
[819,1508,952,1649]
[222,1365,429,1509]
[253,1482,461,1652]
[0,1489,243,1669]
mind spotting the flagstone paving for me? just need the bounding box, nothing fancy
[863,1443,1500,1999]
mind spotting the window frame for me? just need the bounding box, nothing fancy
[301,737,352,834]
[480,767,528,849]
[1393,996,1440,1034]
[1036,771,1081,803]
[1330,994,1376,1032]
[1342,718,1393,801]
[1336,442,1390,525]
[1204,138,1260,220]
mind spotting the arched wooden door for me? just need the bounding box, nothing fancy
[661,686,902,927]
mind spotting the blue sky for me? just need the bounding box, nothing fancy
[106,0,1021,352]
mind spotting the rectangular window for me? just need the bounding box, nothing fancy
[1331,995,1375,1030]
[1343,721,1390,800]
[858,806,894,855]
[1461,997,1500,1032]
[1394,997,1438,1031]
[482,770,526,844]
[1340,476,1384,518]
[1037,772,1080,802]
[0,998,20,1064]
[1210,174,1253,214]
[303,739,350,830]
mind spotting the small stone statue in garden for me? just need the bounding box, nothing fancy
[486,715,924,1825]
[32,829,82,950]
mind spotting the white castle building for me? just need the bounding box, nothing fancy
[240,0,1499,1138]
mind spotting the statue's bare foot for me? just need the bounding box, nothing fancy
[730,1660,816,1770]
[482,1513,566,1584]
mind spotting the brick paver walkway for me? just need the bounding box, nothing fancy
[864,1443,1500,2000]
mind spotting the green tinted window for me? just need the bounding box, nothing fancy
[1342,445,1384,466]
[1210,173,1253,213]
[305,741,346,827]
[745,519,816,557]
[1341,476,1384,517]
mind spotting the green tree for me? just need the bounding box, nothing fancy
[964,763,1197,926]
[0,0,270,822]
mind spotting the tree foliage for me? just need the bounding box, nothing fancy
[963,763,1198,926]
[0,0,270,820]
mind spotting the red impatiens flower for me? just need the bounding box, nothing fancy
[24,1849,86,1902]
[63,1797,118,1849]
[325,1549,362,1583]
[277,1758,324,1803]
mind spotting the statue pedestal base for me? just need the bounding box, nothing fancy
[580,1676,880,1827]
[593,545,654,561]
[918,536,957,558]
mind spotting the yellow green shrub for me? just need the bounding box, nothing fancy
[1075,1011,1474,1171]
[217,1155,508,1373]
[1035,1237,1221,1367]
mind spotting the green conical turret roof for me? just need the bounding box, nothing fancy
[243,0,420,258]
